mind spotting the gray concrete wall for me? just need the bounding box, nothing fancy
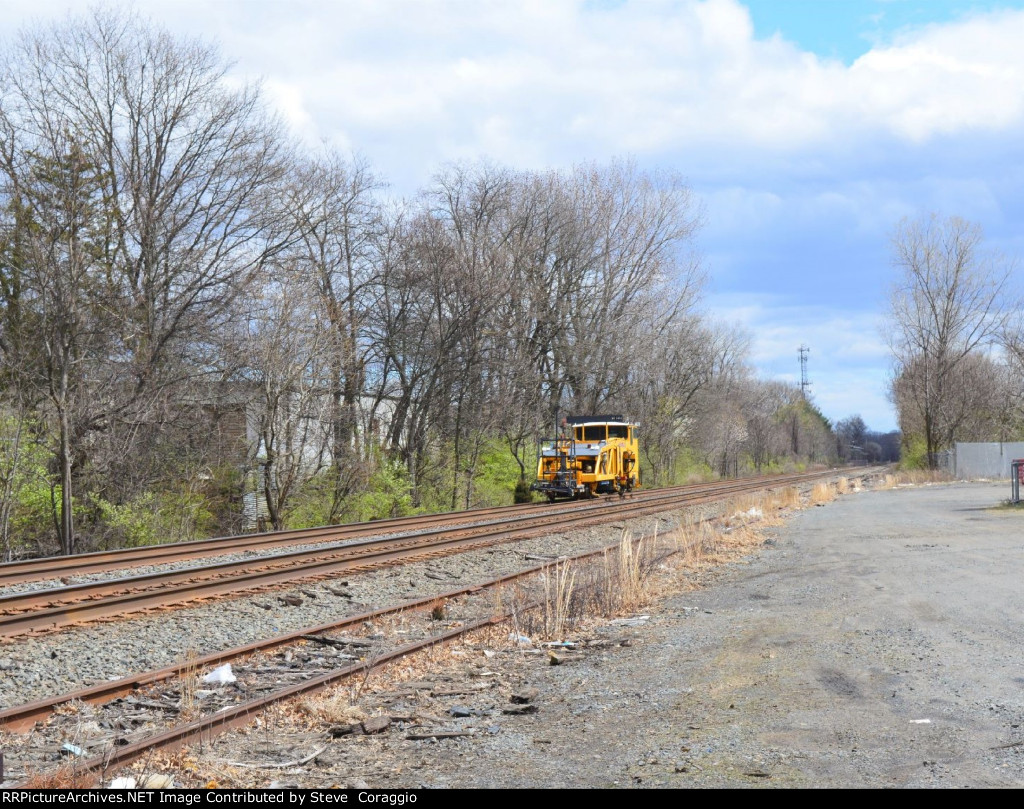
[954,442,1024,479]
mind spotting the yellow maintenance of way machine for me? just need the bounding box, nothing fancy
[531,414,639,501]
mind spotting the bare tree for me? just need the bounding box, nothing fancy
[0,129,113,554]
[285,151,385,519]
[238,267,333,531]
[892,351,1012,446]
[834,414,867,462]
[0,9,289,551]
[885,214,1017,467]
[633,319,745,484]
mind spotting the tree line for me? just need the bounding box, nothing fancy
[1,9,847,559]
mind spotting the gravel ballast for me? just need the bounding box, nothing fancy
[73,478,1024,790]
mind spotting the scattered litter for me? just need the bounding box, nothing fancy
[140,774,174,789]
[543,641,577,648]
[60,743,85,758]
[202,663,236,684]
[483,649,496,658]
[910,719,932,724]
[108,777,136,789]
[509,633,532,645]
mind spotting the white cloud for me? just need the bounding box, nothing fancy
[7,1,1024,174]
[708,293,897,430]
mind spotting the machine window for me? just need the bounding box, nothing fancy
[583,425,606,441]
[608,425,628,439]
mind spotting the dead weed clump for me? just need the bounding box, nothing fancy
[669,518,719,568]
[19,766,96,789]
[724,491,786,529]
[541,559,577,640]
[609,531,649,614]
[809,482,835,505]
[879,474,897,489]
[513,532,670,639]
[297,693,367,726]
[178,649,202,721]
[775,486,802,510]
[896,469,952,485]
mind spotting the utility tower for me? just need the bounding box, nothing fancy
[798,344,811,398]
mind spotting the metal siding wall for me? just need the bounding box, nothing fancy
[954,443,1024,479]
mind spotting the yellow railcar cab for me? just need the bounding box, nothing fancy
[531,414,639,501]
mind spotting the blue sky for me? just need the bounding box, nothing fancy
[5,0,1024,432]
[745,0,1005,64]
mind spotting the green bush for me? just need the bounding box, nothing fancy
[285,460,416,528]
[470,440,524,507]
[900,434,929,470]
[0,416,59,558]
[91,486,217,548]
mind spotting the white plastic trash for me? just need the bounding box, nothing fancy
[202,663,236,684]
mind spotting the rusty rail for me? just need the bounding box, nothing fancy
[0,470,848,638]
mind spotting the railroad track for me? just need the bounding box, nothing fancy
[0,513,723,783]
[0,467,881,787]
[0,468,857,587]
[0,501,575,587]
[0,469,858,639]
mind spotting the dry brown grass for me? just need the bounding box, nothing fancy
[670,517,716,568]
[718,523,767,554]
[19,764,96,789]
[873,469,952,490]
[541,559,577,640]
[809,482,835,504]
[612,532,648,613]
[897,469,952,485]
[178,649,202,721]
[776,486,801,509]
[726,492,763,515]
[724,491,786,529]
[297,693,367,725]
[836,477,850,495]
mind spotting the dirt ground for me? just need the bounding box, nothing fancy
[119,479,1024,789]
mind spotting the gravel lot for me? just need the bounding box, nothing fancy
[148,479,1024,789]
